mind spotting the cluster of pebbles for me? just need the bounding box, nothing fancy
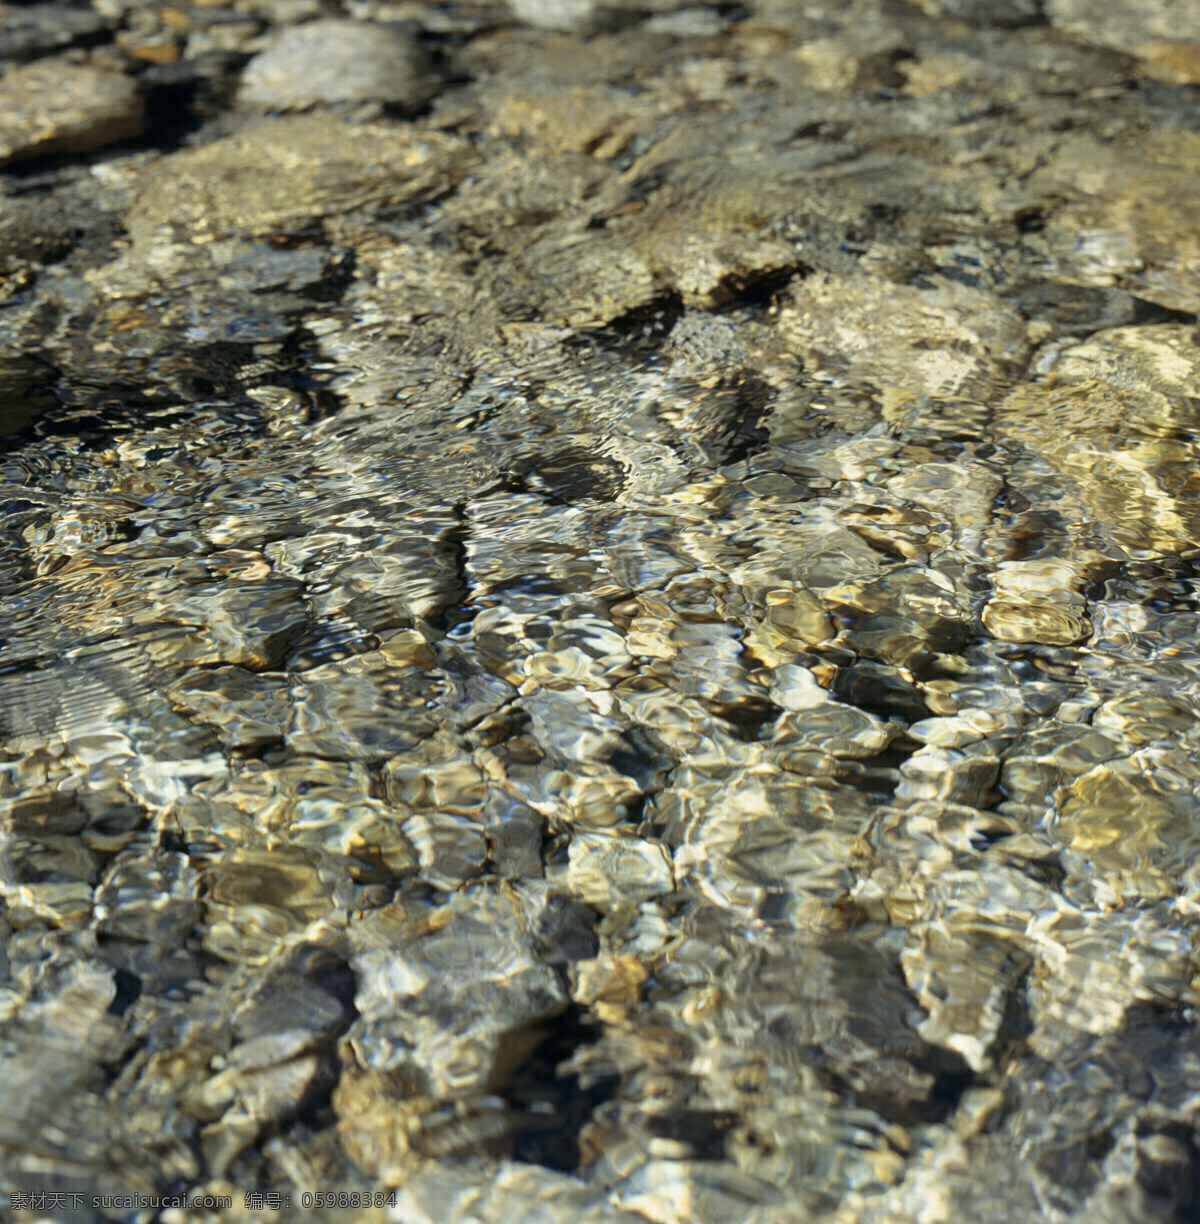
[2,1,1200,1221]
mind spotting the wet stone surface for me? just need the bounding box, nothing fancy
[237,20,438,113]
[2,2,1200,1223]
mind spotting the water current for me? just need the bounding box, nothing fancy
[2,1,1200,1221]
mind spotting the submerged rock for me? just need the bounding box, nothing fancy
[1046,0,1200,81]
[508,0,606,31]
[982,559,1091,646]
[239,20,438,112]
[995,324,1200,551]
[128,115,474,240]
[1028,132,1200,313]
[0,5,108,63]
[779,271,1031,409]
[0,58,142,164]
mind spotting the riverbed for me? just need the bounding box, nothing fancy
[2,2,1199,1221]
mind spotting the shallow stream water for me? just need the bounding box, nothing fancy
[3,2,1200,1221]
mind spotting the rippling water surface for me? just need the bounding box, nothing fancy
[3,1,1200,1221]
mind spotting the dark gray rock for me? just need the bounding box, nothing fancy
[0,4,107,62]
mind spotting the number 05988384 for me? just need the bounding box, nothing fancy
[300,1191,399,1209]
